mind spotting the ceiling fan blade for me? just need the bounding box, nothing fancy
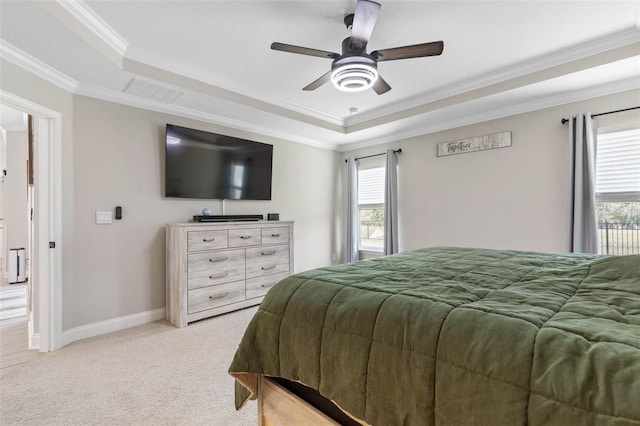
[350,0,381,51]
[271,42,339,59]
[372,75,391,95]
[303,71,332,91]
[372,41,444,62]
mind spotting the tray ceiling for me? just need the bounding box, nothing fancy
[1,1,639,150]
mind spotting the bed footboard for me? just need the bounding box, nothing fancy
[258,376,341,426]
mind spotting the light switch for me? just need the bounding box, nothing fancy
[96,211,112,224]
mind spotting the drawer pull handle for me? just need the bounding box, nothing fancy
[240,235,252,240]
[209,292,229,300]
[261,265,276,271]
[209,273,229,280]
[261,282,277,289]
[202,237,216,242]
[271,233,280,237]
[209,257,228,263]
[261,250,276,256]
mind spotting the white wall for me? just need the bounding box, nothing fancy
[342,89,640,255]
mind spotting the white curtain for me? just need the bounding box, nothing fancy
[384,149,398,255]
[346,157,359,262]
[569,113,598,253]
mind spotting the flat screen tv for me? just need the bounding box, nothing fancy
[165,124,273,200]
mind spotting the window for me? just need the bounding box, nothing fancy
[358,164,385,251]
[595,128,640,255]
[230,163,246,199]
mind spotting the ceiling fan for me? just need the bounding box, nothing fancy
[271,0,444,95]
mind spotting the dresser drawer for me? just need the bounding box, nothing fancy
[246,245,290,279]
[187,249,245,289]
[188,281,245,314]
[246,272,289,299]
[229,228,262,247]
[188,268,246,290]
[246,244,289,264]
[187,230,228,252]
[262,227,290,245]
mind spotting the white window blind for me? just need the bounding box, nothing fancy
[596,128,640,202]
[358,167,385,205]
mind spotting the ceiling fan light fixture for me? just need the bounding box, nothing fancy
[271,0,444,95]
[331,59,378,92]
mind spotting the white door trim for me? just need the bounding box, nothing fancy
[0,90,62,352]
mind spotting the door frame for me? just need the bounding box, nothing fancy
[0,90,62,352]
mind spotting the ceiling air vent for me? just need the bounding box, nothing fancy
[123,78,184,104]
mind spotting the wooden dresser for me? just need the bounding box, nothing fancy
[166,221,294,328]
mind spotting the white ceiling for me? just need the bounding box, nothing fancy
[1,1,639,150]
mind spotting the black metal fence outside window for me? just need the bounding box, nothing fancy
[363,220,640,255]
[360,220,384,249]
[361,220,384,240]
[598,221,640,255]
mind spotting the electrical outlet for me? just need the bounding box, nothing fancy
[96,211,112,224]
[331,253,338,261]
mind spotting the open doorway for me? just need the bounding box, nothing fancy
[0,92,62,353]
[0,106,31,328]
[0,105,36,369]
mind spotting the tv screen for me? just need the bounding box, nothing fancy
[165,124,273,200]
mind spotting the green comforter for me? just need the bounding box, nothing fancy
[229,247,640,425]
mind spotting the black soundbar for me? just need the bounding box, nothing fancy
[193,214,264,223]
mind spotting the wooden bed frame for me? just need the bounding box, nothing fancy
[258,376,365,426]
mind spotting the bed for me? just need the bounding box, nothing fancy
[228,246,640,425]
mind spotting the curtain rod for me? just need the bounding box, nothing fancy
[561,106,640,124]
[344,148,402,163]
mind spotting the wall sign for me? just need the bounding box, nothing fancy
[436,131,512,157]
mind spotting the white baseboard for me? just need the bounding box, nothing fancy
[61,308,166,348]
[27,313,39,350]
[30,331,40,350]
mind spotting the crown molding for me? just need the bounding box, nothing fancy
[33,1,640,139]
[56,0,127,56]
[41,0,345,129]
[122,47,346,130]
[34,0,126,68]
[1,41,339,150]
[337,77,640,152]
[345,27,640,129]
[3,32,636,154]
[45,0,127,56]
[74,83,339,151]
[34,1,346,131]
[4,36,636,153]
[0,40,78,92]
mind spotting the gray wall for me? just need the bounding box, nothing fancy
[3,54,638,335]
[1,58,74,337]
[2,58,340,331]
[341,89,640,255]
[70,96,340,329]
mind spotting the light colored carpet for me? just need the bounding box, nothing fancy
[0,307,259,425]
